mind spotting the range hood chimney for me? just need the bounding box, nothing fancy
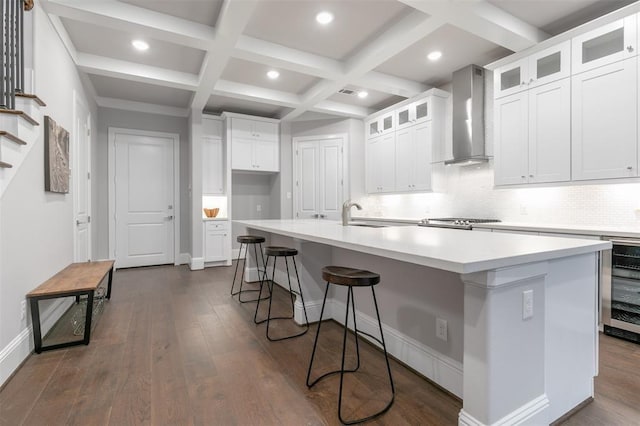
[445,64,488,166]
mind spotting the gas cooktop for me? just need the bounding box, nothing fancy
[418,218,501,230]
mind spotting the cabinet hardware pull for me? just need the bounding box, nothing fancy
[627,166,633,170]
[165,215,174,220]
[529,78,534,84]
[627,45,634,52]
[529,174,534,178]
[521,175,526,179]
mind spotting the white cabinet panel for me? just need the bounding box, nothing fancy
[528,78,571,184]
[204,221,229,262]
[396,97,432,130]
[528,41,571,88]
[494,92,529,185]
[572,57,637,180]
[366,111,395,138]
[395,121,432,191]
[230,117,280,172]
[572,16,637,74]
[494,58,528,98]
[202,137,224,194]
[231,137,254,171]
[366,133,395,193]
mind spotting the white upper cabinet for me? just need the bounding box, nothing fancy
[366,111,395,138]
[528,41,571,88]
[395,121,432,191]
[528,78,571,183]
[366,133,396,193]
[494,78,571,186]
[230,117,279,172]
[396,97,431,130]
[202,136,224,194]
[572,16,637,74]
[494,41,570,98]
[572,57,637,180]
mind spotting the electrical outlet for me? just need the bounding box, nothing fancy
[256,204,262,212]
[436,318,448,341]
[523,290,534,320]
[20,300,26,321]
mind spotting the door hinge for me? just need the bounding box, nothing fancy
[341,179,343,185]
[87,128,91,137]
[341,147,343,153]
[88,216,91,223]
[296,149,298,155]
[87,172,90,180]
[296,181,299,186]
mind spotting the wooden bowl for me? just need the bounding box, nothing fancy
[203,208,219,218]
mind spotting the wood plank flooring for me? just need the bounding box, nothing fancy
[0,264,638,425]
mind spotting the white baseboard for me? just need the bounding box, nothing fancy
[329,299,464,399]
[177,252,190,265]
[0,297,74,387]
[459,394,549,426]
[190,257,204,270]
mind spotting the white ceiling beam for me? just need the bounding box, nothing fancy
[281,11,446,121]
[40,0,215,51]
[96,96,189,117]
[76,53,199,91]
[233,35,343,80]
[356,71,429,98]
[400,0,548,52]
[213,80,300,108]
[312,101,372,119]
[233,36,427,98]
[191,0,258,111]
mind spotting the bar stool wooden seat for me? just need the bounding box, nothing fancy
[231,235,269,303]
[306,266,395,425]
[254,246,309,341]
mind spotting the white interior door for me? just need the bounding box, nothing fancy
[294,135,344,221]
[114,132,175,268]
[73,93,91,262]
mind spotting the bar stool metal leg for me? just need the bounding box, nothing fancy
[307,281,395,425]
[254,254,309,341]
[231,242,270,303]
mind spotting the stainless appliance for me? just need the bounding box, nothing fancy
[445,64,489,166]
[418,218,501,230]
[601,237,640,343]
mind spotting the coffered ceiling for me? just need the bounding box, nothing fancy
[40,0,636,120]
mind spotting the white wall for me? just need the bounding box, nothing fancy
[95,108,190,259]
[0,4,98,385]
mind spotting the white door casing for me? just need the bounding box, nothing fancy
[108,128,180,268]
[293,134,347,221]
[73,91,91,262]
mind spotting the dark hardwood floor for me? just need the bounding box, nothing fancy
[0,264,638,425]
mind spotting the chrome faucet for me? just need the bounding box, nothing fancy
[342,200,362,226]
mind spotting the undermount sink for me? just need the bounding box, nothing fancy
[346,222,388,228]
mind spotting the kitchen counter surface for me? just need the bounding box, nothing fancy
[202,217,228,221]
[234,219,610,274]
[473,221,640,238]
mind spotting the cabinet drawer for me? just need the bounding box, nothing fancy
[205,221,228,231]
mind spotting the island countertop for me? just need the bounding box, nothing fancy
[234,219,611,274]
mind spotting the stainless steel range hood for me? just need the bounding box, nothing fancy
[445,64,488,166]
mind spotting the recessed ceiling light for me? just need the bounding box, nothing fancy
[357,91,368,99]
[131,39,149,51]
[316,11,334,25]
[267,70,280,80]
[427,51,442,61]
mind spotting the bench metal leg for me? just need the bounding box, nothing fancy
[83,290,94,345]
[106,267,114,300]
[30,298,42,354]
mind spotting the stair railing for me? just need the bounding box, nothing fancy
[1,0,25,110]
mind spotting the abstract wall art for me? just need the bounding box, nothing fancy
[44,115,70,193]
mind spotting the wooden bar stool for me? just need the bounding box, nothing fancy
[306,266,395,425]
[231,235,270,303]
[254,246,309,341]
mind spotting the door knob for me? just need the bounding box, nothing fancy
[165,215,174,220]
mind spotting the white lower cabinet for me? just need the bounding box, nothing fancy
[572,57,638,180]
[366,132,396,193]
[204,221,229,262]
[395,121,432,191]
[495,78,570,185]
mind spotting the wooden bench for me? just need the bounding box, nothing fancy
[26,260,115,353]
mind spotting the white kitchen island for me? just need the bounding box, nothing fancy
[235,219,610,426]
